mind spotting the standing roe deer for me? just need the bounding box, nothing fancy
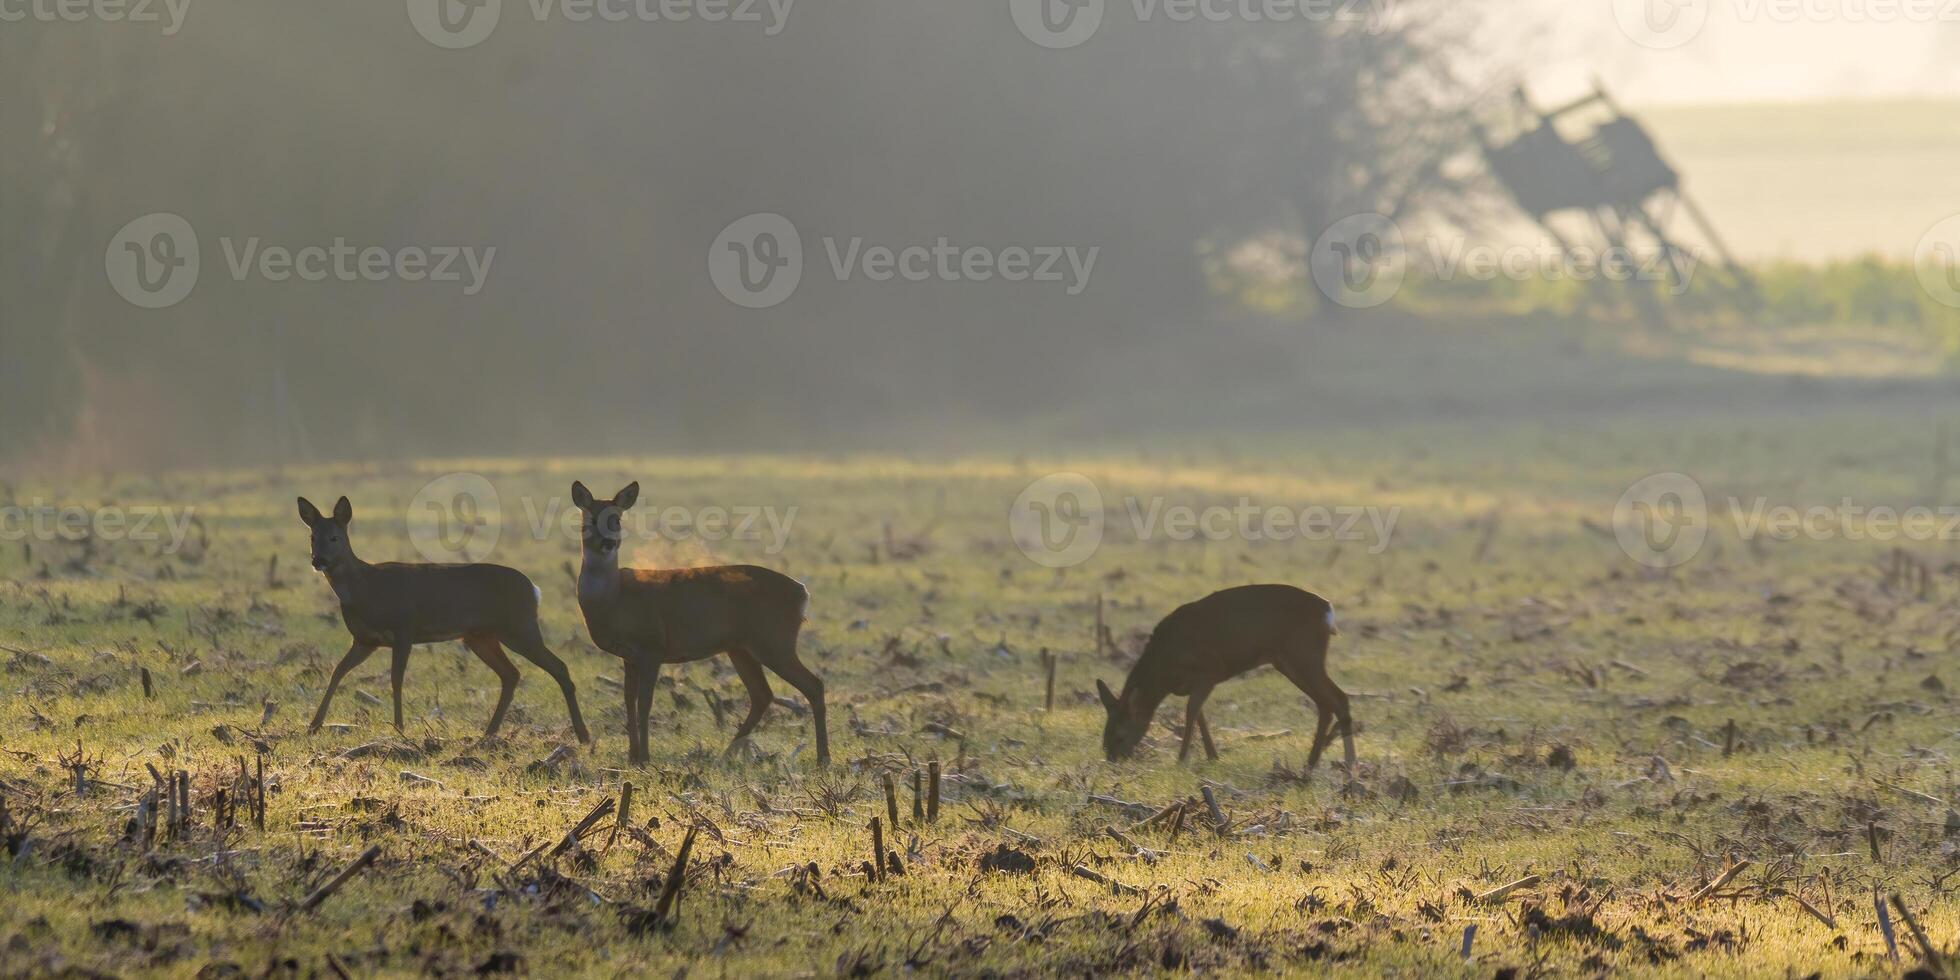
[570,481,828,766]
[298,496,591,745]
[1095,584,1353,771]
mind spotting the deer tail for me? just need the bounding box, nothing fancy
[1324,604,1339,636]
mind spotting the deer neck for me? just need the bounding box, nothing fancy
[1119,681,1170,726]
[578,549,622,608]
[1119,647,1175,721]
[319,551,371,606]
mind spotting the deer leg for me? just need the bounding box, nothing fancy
[463,633,521,741]
[1312,682,1355,773]
[620,657,642,764]
[1277,659,1336,774]
[309,642,376,733]
[724,649,774,758]
[390,643,412,734]
[503,624,592,745]
[632,658,661,767]
[1302,631,1355,773]
[1304,702,1336,773]
[754,631,828,766]
[1179,686,1213,763]
[1333,685,1356,772]
[1197,708,1219,761]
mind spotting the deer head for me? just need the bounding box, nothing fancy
[297,496,355,572]
[1096,678,1150,761]
[571,481,640,567]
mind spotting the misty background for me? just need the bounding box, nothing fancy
[7,1,1960,470]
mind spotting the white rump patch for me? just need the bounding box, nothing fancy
[1325,606,1338,634]
[533,583,543,604]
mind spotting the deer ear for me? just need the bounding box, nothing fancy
[571,481,594,510]
[332,496,353,525]
[297,497,323,527]
[1095,679,1119,713]
[615,482,640,510]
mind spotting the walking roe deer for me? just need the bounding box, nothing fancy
[1095,584,1353,771]
[298,496,591,744]
[570,481,829,766]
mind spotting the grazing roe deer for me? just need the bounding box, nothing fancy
[570,481,828,766]
[298,496,591,744]
[1095,584,1353,771]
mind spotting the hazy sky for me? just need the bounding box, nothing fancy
[1530,0,1960,104]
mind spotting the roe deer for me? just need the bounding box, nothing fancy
[570,481,828,766]
[298,496,591,744]
[1095,584,1353,771]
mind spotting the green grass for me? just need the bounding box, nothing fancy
[1402,255,1960,350]
[2,425,1959,976]
[1210,249,1960,369]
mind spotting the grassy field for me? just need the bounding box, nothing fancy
[3,416,1960,977]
